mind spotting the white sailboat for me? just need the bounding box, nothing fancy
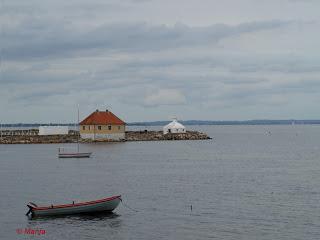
[58,106,92,158]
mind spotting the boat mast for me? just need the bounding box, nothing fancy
[77,105,80,153]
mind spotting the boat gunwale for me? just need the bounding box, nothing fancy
[58,152,92,156]
[29,195,121,211]
[58,152,92,158]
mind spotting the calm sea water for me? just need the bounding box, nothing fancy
[1,125,320,240]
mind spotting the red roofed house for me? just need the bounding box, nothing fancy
[79,109,126,140]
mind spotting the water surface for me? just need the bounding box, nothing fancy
[1,125,320,239]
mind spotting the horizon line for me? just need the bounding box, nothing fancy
[1,119,320,126]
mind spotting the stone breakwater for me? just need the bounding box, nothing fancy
[125,130,211,141]
[0,129,211,144]
[0,129,78,144]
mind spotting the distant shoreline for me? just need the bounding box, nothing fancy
[1,120,320,127]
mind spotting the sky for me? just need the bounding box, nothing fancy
[1,0,320,123]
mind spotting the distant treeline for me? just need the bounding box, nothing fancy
[2,120,320,127]
[128,120,320,126]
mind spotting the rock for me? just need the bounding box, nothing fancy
[0,129,211,144]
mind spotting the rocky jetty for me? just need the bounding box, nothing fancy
[0,129,78,144]
[125,130,211,141]
[0,129,211,144]
[0,134,78,145]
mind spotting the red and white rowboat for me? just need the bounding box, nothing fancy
[26,195,121,217]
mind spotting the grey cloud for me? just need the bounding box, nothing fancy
[139,53,320,75]
[207,76,320,108]
[228,58,320,74]
[2,20,292,60]
[143,88,187,107]
[2,0,320,122]
[276,78,320,94]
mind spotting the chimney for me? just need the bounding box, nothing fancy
[106,109,108,112]
[96,109,99,112]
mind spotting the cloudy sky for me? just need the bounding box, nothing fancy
[1,0,320,123]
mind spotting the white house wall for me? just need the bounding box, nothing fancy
[80,133,125,140]
[163,128,186,134]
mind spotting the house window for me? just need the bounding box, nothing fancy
[82,126,85,130]
[98,126,101,130]
[118,126,121,130]
[108,125,111,130]
[89,126,91,130]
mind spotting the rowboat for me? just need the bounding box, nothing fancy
[58,151,92,158]
[58,147,92,158]
[26,195,121,217]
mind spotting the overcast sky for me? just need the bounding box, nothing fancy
[1,0,320,123]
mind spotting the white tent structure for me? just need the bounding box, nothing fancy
[163,119,186,134]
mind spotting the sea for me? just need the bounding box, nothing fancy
[1,125,320,240]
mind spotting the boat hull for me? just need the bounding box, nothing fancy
[28,195,121,217]
[58,152,92,158]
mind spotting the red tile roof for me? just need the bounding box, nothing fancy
[80,110,125,125]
